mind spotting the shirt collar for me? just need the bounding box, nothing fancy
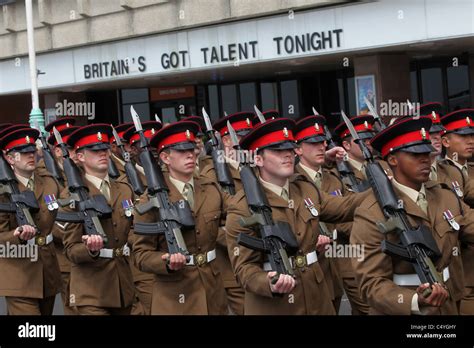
[15,173,34,188]
[446,156,468,172]
[259,177,290,198]
[85,173,110,191]
[169,175,194,194]
[299,163,322,182]
[392,178,426,204]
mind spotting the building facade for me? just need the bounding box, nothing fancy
[0,0,473,128]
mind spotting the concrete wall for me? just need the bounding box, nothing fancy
[0,0,346,60]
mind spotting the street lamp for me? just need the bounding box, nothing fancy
[25,0,44,131]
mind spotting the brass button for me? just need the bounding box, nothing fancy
[115,248,123,257]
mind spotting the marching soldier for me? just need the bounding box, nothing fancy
[46,124,79,315]
[439,109,474,314]
[61,124,135,315]
[0,126,61,315]
[110,122,133,177]
[225,118,369,315]
[351,117,474,315]
[200,111,254,315]
[293,115,368,314]
[133,120,228,315]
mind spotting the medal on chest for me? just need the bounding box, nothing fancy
[304,197,319,217]
[122,198,134,217]
[330,189,342,196]
[443,209,460,231]
[44,194,59,211]
[451,181,463,198]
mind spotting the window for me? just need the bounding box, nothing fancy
[239,83,257,111]
[121,88,150,122]
[221,84,238,115]
[280,80,300,118]
[421,68,443,103]
[260,82,279,110]
[447,65,470,111]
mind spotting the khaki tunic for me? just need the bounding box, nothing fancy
[133,175,228,315]
[351,181,474,315]
[0,170,61,298]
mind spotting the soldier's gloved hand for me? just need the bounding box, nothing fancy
[417,282,449,307]
[162,253,186,271]
[82,235,104,252]
[13,225,36,241]
[316,235,331,253]
[325,146,347,162]
[268,272,295,294]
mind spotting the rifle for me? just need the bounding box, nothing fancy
[312,107,369,193]
[0,155,39,235]
[341,110,443,297]
[130,106,193,261]
[34,122,64,186]
[53,127,110,243]
[227,121,298,283]
[364,97,386,132]
[202,107,235,195]
[111,126,145,195]
[108,157,120,179]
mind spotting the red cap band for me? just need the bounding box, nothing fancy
[295,124,325,141]
[4,136,36,152]
[249,129,294,151]
[219,119,252,136]
[381,129,430,158]
[157,131,196,150]
[443,117,473,132]
[340,123,374,139]
[74,132,110,150]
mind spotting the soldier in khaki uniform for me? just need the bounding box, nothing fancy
[351,117,474,315]
[133,120,228,315]
[199,112,254,315]
[293,114,366,314]
[45,123,79,315]
[439,110,474,314]
[61,124,135,315]
[225,118,369,315]
[0,126,61,315]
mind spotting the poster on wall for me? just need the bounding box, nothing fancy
[355,75,376,115]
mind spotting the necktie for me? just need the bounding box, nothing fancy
[281,188,289,202]
[183,183,194,209]
[27,178,34,191]
[416,191,428,215]
[462,166,469,178]
[314,172,322,189]
[100,180,111,202]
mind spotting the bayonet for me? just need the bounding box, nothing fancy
[254,105,266,124]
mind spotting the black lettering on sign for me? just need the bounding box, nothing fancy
[272,29,343,55]
[83,57,146,79]
[201,41,259,65]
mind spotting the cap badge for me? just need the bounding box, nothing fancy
[420,128,427,140]
[467,117,471,126]
[185,130,191,139]
[364,121,369,129]
[315,123,320,132]
[246,118,251,126]
[432,112,437,121]
[151,128,156,135]
[66,122,70,128]
[283,127,289,138]
[25,135,30,144]
[97,132,102,141]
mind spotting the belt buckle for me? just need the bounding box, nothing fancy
[195,253,206,266]
[114,248,123,257]
[36,236,45,246]
[295,255,306,268]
